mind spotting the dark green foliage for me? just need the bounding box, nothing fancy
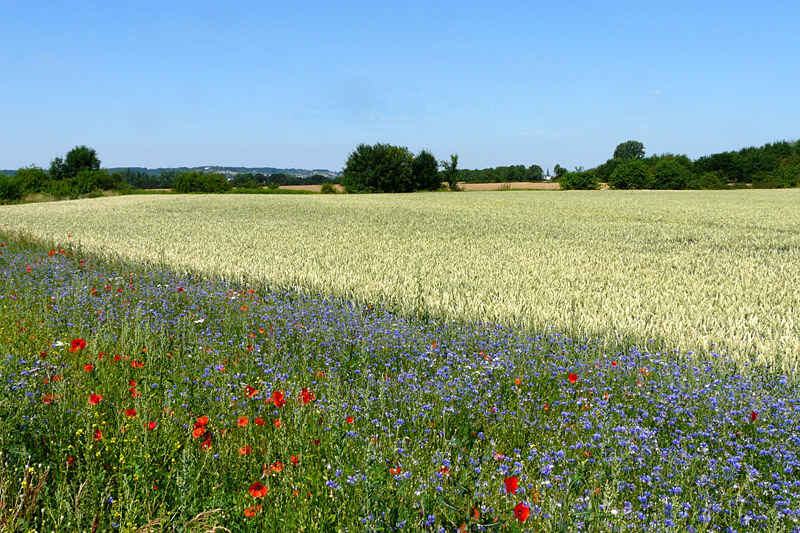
[553,164,567,179]
[609,159,652,189]
[594,158,621,184]
[440,154,459,191]
[651,159,691,189]
[753,156,800,188]
[559,170,599,190]
[63,145,101,179]
[527,164,544,180]
[14,166,49,194]
[173,171,232,193]
[68,169,118,196]
[48,156,64,181]
[457,164,543,183]
[113,169,173,189]
[411,150,441,191]
[320,183,337,194]
[687,171,727,190]
[0,174,23,202]
[341,143,416,193]
[613,140,645,160]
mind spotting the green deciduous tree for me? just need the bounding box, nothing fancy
[553,164,567,179]
[613,140,645,160]
[527,164,544,181]
[440,154,459,191]
[609,159,652,189]
[341,143,416,193]
[411,150,441,191]
[651,159,691,189]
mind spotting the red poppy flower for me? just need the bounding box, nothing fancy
[84,363,94,373]
[238,416,249,427]
[93,429,103,441]
[249,482,268,498]
[253,417,265,426]
[273,419,281,429]
[514,502,530,522]
[244,505,261,517]
[129,387,140,398]
[66,456,75,466]
[239,445,251,456]
[611,361,618,367]
[201,438,212,450]
[89,393,103,405]
[346,416,354,424]
[389,467,402,475]
[131,360,145,368]
[192,427,206,439]
[269,390,286,407]
[196,416,209,427]
[245,385,259,398]
[269,461,284,473]
[125,408,137,418]
[568,373,578,384]
[147,421,157,431]
[750,410,758,422]
[299,388,316,405]
[70,338,87,353]
[129,380,137,387]
[291,454,299,466]
[515,378,522,385]
[504,476,519,494]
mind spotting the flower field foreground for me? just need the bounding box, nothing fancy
[1,190,799,368]
[1,238,799,531]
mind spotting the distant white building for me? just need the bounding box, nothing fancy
[543,168,553,181]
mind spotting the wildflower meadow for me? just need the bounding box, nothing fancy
[0,191,799,531]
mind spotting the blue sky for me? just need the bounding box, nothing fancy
[1,1,798,171]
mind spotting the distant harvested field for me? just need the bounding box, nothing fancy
[280,184,345,192]
[279,182,561,192]
[2,190,799,368]
[458,181,561,190]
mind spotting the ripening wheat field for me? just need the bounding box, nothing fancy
[2,190,799,368]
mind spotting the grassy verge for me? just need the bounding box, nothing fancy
[0,232,798,531]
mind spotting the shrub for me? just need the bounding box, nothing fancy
[651,160,691,189]
[609,159,652,189]
[687,171,727,190]
[0,174,23,203]
[14,166,50,194]
[559,171,599,190]
[173,171,232,193]
[320,183,337,194]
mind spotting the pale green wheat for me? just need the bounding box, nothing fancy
[2,190,799,368]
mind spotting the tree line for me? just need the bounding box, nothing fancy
[559,139,800,190]
[0,146,341,201]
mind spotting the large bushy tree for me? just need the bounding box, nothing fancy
[50,145,101,180]
[411,149,441,191]
[341,143,423,193]
[613,140,645,160]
